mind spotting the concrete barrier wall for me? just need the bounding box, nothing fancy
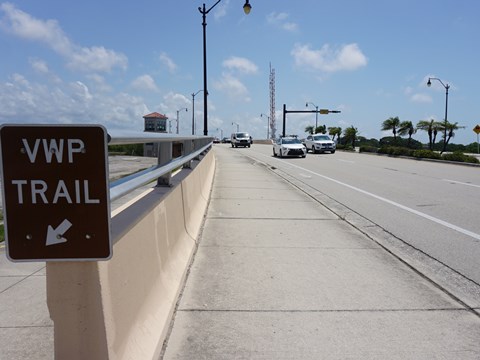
[46,150,215,360]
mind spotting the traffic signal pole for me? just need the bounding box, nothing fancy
[282,104,340,137]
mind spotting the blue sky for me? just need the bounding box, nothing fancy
[1,0,479,144]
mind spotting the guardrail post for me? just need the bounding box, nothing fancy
[183,140,193,169]
[157,142,172,186]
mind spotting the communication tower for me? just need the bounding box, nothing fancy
[269,63,276,139]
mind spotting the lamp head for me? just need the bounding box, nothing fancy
[427,78,432,87]
[305,102,309,107]
[243,0,251,14]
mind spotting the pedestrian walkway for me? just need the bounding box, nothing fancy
[161,145,480,359]
[0,256,52,359]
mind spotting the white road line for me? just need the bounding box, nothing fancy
[269,156,480,241]
[443,179,480,189]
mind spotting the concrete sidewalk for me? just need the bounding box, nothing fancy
[161,145,480,359]
[0,256,52,359]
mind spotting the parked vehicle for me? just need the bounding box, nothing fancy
[231,132,252,148]
[273,136,306,158]
[304,134,336,154]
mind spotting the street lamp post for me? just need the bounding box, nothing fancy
[191,90,203,135]
[232,122,239,132]
[427,77,450,152]
[306,102,319,129]
[260,113,270,139]
[176,108,188,134]
[198,0,252,136]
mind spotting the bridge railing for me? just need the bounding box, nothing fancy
[107,130,213,202]
[47,130,217,360]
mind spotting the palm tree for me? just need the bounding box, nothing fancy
[442,121,466,152]
[398,121,416,147]
[305,125,315,135]
[432,122,441,150]
[381,116,401,143]
[328,127,342,141]
[343,126,358,148]
[416,119,439,150]
[315,125,327,134]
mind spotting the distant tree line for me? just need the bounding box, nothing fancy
[304,116,478,154]
[108,144,144,156]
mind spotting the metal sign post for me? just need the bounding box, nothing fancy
[473,124,480,154]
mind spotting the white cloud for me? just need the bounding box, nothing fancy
[0,3,127,73]
[161,92,190,108]
[410,93,432,103]
[213,73,250,101]
[67,46,127,73]
[222,56,258,74]
[292,43,368,73]
[267,12,288,22]
[29,58,49,74]
[283,22,298,32]
[0,73,147,129]
[86,74,112,92]
[71,81,93,101]
[267,12,298,32]
[405,85,432,103]
[159,52,177,73]
[213,0,230,20]
[131,75,159,92]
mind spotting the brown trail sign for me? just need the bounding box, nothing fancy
[0,124,111,261]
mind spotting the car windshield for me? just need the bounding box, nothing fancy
[313,135,331,141]
[282,138,301,144]
[237,133,249,137]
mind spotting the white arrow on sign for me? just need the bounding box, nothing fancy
[46,219,73,246]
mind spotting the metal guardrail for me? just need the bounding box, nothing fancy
[107,130,213,202]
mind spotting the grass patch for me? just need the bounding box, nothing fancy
[0,224,4,243]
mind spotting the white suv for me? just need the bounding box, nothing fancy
[304,134,336,154]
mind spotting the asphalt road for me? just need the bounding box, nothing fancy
[224,143,480,304]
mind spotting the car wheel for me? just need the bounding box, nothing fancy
[231,143,234,148]
[273,148,277,157]
[331,150,336,154]
[301,155,306,158]
[311,146,316,154]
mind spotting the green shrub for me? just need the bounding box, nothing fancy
[412,150,442,159]
[378,146,414,156]
[442,151,480,164]
[108,144,144,156]
[336,144,355,151]
[359,146,378,153]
